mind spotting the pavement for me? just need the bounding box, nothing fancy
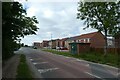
[2,54,20,78]
[18,47,119,79]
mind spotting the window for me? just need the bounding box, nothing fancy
[84,39,86,43]
[88,38,90,43]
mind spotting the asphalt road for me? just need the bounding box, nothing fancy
[18,47,119,80]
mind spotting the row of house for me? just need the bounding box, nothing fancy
[33,31,119,50]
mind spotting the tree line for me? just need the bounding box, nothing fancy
[77,1,120,55]
[2,2,39,60]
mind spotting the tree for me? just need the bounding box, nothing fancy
[77,1,120,55]
[2,2,39,60]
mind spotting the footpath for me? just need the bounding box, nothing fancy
[2,54,20,78]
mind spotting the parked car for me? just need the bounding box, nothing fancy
[60,47,68,50]
[34,47,37,49]
[14,48,19,51]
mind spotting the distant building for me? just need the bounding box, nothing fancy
[59,38,68,48]
[42,40,49,48]
[33,42,41,48]
[75,31,105,48]
[48,40,57,49]
[65,37,77,49]
[65,31,105,49]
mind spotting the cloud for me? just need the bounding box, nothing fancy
[21,2,97,46]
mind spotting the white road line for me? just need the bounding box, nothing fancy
[65,57,70,58]
[85,64,89,67]
[117,72,120,76]
[76,59,84,62]
[58,55,64,57]
[85,72,105,80]
[33,62,48,65]
[38,68,59,74]
[30,59,33,61]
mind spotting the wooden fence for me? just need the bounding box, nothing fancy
[90,48,120,54]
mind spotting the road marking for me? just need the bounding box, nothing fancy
[117,72,120,76]
[58,55,63,57]
[30,59,33,61]
[65,57,70,58]
[76,59,83,62]
[33,62,37,65]
[38,68,59,74]
[85,64,89,67]
[33,62,48,65]
[85,72,105,80]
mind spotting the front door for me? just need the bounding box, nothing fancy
[71,43,77,54]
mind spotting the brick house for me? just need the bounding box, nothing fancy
[51,40,57,49]
[48,39,58,49]
[59,38,68,48]
[115,34,120,48]
[65,31,105,49]
[56,39,60,48]
[65,37,78,49]
[42,40,49,48]
[76,31,105,48]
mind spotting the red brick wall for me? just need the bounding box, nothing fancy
[90,32,105,48]
[42,41,49,47]
[78,43,90,54]
[52,40,56,49]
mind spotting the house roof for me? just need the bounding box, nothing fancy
[43,40,49,43]
[78,31,100,39]
[60,38,69,41]
[34,42,40,44]
[67,36,77,41]
[66,31,101,41]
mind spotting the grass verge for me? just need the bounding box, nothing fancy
[16,54,33,79]
[42,49,119,68]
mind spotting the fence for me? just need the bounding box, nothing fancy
[90,47,120,54]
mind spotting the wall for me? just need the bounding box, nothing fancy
[91,32,105,48]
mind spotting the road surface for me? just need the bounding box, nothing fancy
[18,47,119,80]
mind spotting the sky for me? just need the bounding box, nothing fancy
[19,0,98,46]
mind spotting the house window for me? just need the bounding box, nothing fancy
[84,39,86,43]
[76,40,79,42]
[87,38,90,43]
[79,39,81,42]
[80,39,84,43]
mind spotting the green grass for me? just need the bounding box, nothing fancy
[16,54,33,79]
[42,49,119,68]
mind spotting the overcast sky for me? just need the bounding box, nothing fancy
[20,0,97,46]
